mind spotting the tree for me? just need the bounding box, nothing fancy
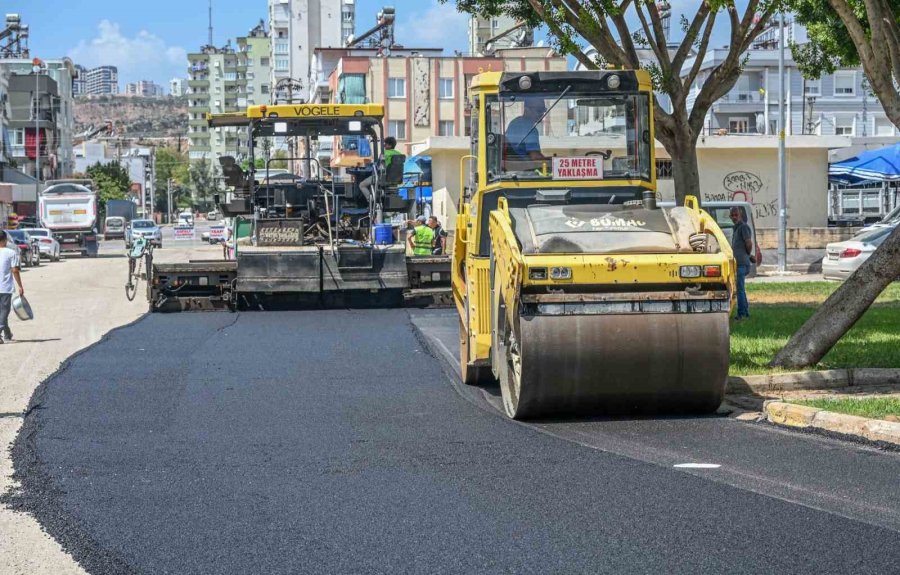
[445,0,779,203]
[189,158,221,205]
[85,161,131,218]
[154,147,191,215]
[770,0,900,368]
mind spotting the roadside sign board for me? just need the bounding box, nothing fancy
[174,225,195,241]
[209,226,226,241]
[552,156,603,180]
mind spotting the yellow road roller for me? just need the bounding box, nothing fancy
[452,70,735,419]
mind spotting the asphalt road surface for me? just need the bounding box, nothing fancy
[8,309,900,574]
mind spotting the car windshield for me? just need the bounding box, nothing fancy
[23,229,48,236]
[107,218,124,225]
[132,220,155,229]
[855,226,896,246]
[486,91,652,182]
[7,230,25,241]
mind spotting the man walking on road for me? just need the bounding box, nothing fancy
[729,207,753,320]
[0,230,25,343]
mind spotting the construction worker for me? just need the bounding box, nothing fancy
[407,215,434,257]
[427,216,447,255]
[359,136,402,204]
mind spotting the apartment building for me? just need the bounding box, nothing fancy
[268,0,347,105]
[170,78,185,97]
[187,23,272,161]
[3,58,78,178]
[77,65,119,96]
[468,15,529,56]
[125,80,165,97]
[684,23,899,138]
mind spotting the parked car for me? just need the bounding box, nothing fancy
[823,225,896,281]
[126,219,163,248]
[6,229,40,267]
[207,210,220,221]
[21,228,61,261]
[104,216,127,240]
[659,200,762,276]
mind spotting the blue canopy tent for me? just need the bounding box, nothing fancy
[829,143,900,185]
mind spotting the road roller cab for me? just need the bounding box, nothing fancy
[453,70,736,419]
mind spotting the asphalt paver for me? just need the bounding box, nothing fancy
[8,309,900,574]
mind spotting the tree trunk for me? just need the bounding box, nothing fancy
[670,141,701,206]
[770,225,900,369]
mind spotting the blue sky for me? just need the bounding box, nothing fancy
[6,0,475,88]
[8,0,737,89]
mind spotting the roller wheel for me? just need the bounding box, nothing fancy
[459,317,492,385]
[499,309,533,419]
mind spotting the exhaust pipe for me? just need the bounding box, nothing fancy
[642,190,657,210]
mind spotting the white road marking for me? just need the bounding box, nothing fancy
[673,463,722,469]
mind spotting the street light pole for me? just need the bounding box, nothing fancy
[777,14,787,273]
[167,178,173,224]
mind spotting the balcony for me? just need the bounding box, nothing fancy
[188,79,210,89]
[188,104,210,114]
[189,118,207,127]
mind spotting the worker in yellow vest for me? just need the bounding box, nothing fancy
[407,215,434,256]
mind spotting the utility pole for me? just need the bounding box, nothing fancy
[777,14,787,273]
[167,178,173,224]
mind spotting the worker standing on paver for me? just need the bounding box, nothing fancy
[0,230,25,343]
[427,216,447,255]
[407,215,435,256]
[730,207,753,320]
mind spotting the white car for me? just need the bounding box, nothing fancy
[823,225,896,281]
[21,228,61,261]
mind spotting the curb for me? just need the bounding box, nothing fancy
[727,368,900,394]
[764,400,900,446]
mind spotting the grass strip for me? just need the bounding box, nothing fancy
[790,397,900,420]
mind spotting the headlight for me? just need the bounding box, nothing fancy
[680,265,701,278]
[550,266,572,280]
[529,268,548,280]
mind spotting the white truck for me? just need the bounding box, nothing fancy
[39,179,100,257]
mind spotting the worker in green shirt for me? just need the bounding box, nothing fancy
[359,136,401,204]
[407,215,435,256]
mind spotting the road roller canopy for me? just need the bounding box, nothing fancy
[471,71,654,185]
[207,104,385,138]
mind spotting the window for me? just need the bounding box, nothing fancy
[875,117,896,136]
[260,57,269,67]
[388,120,406,140]
[833,71,856,96]
[343,10,353,21]
[274,41,289,55]
[729,118,749,133]
[275,58,289,72]
[224,72,236,81]
[439,120,454,136]
[834,115,854,135]
[11,129,23,146]
[804,78,820,96]
[261,84,270,94]
[438,78,454,100]
[387,78,406,98]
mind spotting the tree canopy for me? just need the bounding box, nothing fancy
[85,161,131,217]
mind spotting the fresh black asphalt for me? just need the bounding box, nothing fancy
[7,309,900,574]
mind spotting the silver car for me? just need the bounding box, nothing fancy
[126,219,163,248]
[822,225,896,281]
[21,228,61,261]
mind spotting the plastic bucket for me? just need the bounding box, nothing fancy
[374,223,394,245]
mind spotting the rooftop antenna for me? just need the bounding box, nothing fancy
[208,0,213,47]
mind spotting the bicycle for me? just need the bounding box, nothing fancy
[125,237,154,301]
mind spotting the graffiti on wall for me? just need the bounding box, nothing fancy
[703,171,777,221]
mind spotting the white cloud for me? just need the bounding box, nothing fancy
[399,1,470,53]
[68,20,187,86]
